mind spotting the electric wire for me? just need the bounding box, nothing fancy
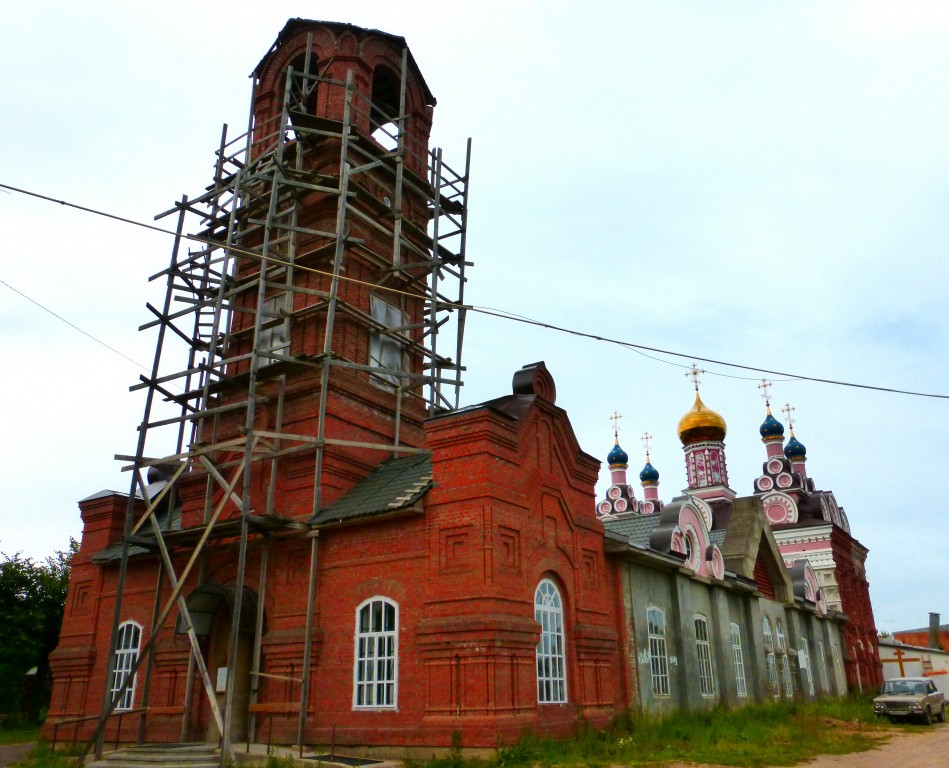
[3,181,947,401]
[1,278,151,373]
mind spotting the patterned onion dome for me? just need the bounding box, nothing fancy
[784,433,807,460]
[677,392,727,445]
[639,460,659,484]
[607,441,629,468]
[759,410,785,440]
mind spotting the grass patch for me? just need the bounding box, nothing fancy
[0,725,39,745]
[408,696,887,768]
[5,743,79,768]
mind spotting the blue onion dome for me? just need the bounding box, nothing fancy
[784,432,807,460]
[759,408,785,440]
[639,459,659,484]
[607,440,629,468]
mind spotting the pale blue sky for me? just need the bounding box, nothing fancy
[2,1,948,632]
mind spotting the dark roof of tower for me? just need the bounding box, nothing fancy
[254,19,436,106]
[312,452,433,525]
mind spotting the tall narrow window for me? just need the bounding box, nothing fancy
[258,292,290,364]
[832,643,843,689]
[647,607,670,697]
[800,637,815,696]
[353,597,398,708]
[731,622,747,696]
[817,640,829,693]
[535,579,567,703]
[695,615,715,697]
[762,616,779,698]
[776,620,793,698]
[110,621,142,711]
[369,296,406,388]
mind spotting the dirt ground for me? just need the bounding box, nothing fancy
[664,721,949,768]
[0,743,34,768]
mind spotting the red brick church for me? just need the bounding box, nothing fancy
[45,18,878,758]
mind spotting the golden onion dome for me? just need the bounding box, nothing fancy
[677,391,727,445]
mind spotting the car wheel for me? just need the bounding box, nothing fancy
[938,705,946,723]
[923,707,933,725]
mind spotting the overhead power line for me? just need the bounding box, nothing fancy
[1,278,150,373]
[2,181,947,401]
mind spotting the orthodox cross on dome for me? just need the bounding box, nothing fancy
[641,431,653,460]
[758,379,773,409]
[685,362,706,391]
[610,411,622,442]
[781,402,796,432]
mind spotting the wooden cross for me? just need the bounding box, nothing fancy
[881,647,921,676]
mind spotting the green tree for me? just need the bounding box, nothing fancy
[0,540,77,722]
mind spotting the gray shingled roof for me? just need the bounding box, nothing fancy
[604,514,727,548]
[311,452,433,525]
[604,515,661,545]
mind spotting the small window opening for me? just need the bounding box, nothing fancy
[370,66,401,150]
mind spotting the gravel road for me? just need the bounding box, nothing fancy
[667,722,949,768]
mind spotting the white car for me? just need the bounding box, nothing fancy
[873,677,946,724]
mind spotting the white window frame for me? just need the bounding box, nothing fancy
[535,579,567,704]
[353,596,398,709]
[258,291,290,363]
[800,637,815,696]
[817,639,829,693]
[763,616,779,698]
[776,620,793,698]
[695,615,715,697]
[110,620,142,711]
[731,622,747,697]
[832,643,843,689]
[369,295,407,389]
[647,606,670,697]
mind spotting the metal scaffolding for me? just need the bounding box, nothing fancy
[86,34,470,764]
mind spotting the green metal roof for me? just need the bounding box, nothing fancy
[311,452,433,525]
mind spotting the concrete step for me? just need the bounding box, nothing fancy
[87,743,219,768]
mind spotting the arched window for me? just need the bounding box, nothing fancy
[683,530,695,571]
[353,597,398,708]
[800,637,815,696]
[762,616,778,697]
[776,620,793,698]
[110,621,142,711]
[694,615,715,697]
[647,606,670,697]
[731,622,747,697]
[817,640,829,693]
[832,643,843,688]
[535,580,567,703]
[370,65,401,150]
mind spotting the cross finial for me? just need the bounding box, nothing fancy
[758,379,773,410]
[641,431,653,455]
[610,411,622,442]
[685,362,705,391]
[781,402,796,432]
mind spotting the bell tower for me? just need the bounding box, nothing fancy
[142,19,470,518]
